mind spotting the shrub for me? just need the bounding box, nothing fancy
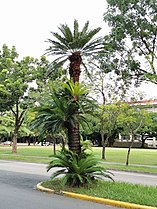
[47,148,113,187]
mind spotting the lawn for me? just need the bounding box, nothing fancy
[0,145,157,173]
[94,147,157,165]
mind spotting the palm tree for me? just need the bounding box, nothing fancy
[45,20,102,154]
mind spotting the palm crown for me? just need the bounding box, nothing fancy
[45,19,103,67]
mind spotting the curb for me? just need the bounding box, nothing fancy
[36,182,157,209]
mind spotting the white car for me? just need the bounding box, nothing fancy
[3,141,12,145]
[145,137,157,148]
[36,142,52,146]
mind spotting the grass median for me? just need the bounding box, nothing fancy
[41,178,157,207]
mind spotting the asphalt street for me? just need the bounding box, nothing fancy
[0,161,118,209]
[109,170,157,186]
[0,160,157,186]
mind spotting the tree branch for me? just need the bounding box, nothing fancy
[9,106,16,116]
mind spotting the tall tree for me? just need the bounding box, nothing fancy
[104,0,157,85]
[117,104,150,165]
[0,44,51,153]
[45,19,103,154]
[99,103,121,160]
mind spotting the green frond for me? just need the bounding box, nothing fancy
[51,32,70,50]
[82,37,103,52]
[47,148,113,187]
[58,24,73,43]
[63,80,88,98]
[80,21,89,37]
[46,19,103,65]
[74,19,79,40]
[46,38,68,52]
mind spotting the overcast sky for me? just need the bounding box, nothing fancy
[0,0,107,58]
[0,0,156,99]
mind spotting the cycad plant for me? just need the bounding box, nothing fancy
[47,147,113,187]
[31,80,96,153]
[45,20,103,154]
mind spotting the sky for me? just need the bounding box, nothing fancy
[0,0,107,58]
[0,0,156,99]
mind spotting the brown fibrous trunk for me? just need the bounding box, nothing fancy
[69,52,82,83]
[67,52,82,154]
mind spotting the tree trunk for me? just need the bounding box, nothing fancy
[12,123,19,154]
[12,115,19,154]
[68,52,82,154]
[102,134,109,160]
[53,137,56,155]
[67,124,81,154]
[12,133,17,154]
[101,132,106,160]
[61,136,66,148]
[126,134,134,166]
[141,134,146,148]
[11,102,25,154]
[69,52,82,83]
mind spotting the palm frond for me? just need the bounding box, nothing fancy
[74,19,79,40]
[58,24,73,44]
[51,32,70,50]
[80,21,89,37]
[45,19,103,63]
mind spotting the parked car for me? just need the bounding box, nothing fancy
[36,141,52,146]
[145,137,157,148]
[2,141,12,145]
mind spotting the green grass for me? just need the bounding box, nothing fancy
[94,147,157,165]
[41,179,157,207]
[0,145,54,163]
[0,145,157,173]
[0,154,49,163]
[0,145,54,156]
[102,163,157,174]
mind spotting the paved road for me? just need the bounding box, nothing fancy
[110,170,157,186]
[0,160,157,186]
[0,160,117,209]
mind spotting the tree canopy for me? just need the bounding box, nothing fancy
[0,44,53,153]
[104,0,157,85]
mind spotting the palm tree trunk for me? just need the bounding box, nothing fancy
[67,122,81,154]
[69,52,82,83]
[68,52,82,154]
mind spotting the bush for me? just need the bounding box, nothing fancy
[47,148,113,187]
